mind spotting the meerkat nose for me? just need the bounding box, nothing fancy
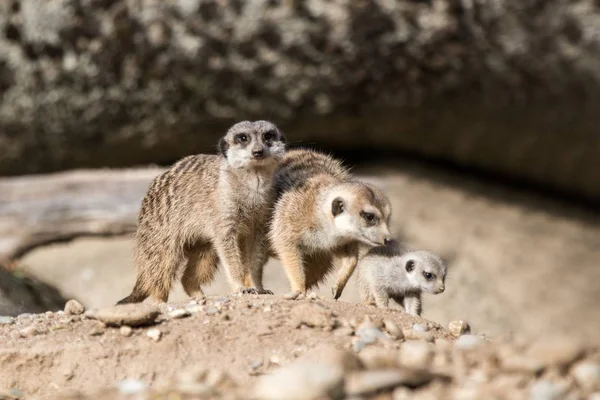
[384,237,394,246]
[252,149,265,158]
[438,286,445,293]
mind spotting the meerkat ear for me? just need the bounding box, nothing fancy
[405,260,415,273]
[331,197,344,216]
[218,138,229,156]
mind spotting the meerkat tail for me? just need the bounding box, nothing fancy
[116,279,150,305]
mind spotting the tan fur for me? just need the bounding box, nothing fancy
[117,121,286,304]
[268,149,393,298]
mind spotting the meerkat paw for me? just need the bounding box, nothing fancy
[283,290,304,300]
[237,287,259,295]
[256,289,274,295]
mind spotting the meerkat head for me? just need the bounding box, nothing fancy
[400,250,446,294]
[218,120,286,169]
[325,181,393,247]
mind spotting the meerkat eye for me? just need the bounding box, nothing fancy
[360,211,378,225]
[263,130,276,141]
[423,272,435,281]
[405,260,415,272]
[236,134,249,143]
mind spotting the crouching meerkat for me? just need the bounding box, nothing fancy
[117,121,286,304]
[357,242,446,316]
[269,149,394,299]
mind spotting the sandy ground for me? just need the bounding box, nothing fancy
[0,296,453,399]
[17,161,600,344]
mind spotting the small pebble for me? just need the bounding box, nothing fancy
[146,328,162,341]
[117,379,147,394]
[251,360,264,371]
[572,362,600,392]
[383,320,403,340]
[528,338,584,368]
[448,320,470,337]
[187,304,203,313]
[89,328,104,336]
[412,323,429,332]
[0,316,15,325]
[334,327,354,337]
[120,326,133,337]
[19,326,39,338]
[263,305,272,313]
[205,306,219,316]
[530,380,569,400]
[455,334,486,350]
[399,341,434,369]
[169,309,190,319]
[64,299,86,316]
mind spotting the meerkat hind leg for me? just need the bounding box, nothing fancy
[181,245,219,300]
[277,247,307,300]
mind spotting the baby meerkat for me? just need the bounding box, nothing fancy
[117,121,286,304]
[269,148,393,299]
[357,242,446,316]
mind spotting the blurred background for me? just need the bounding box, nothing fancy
[0,0,599,343]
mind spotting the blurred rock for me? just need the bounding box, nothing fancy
[448,321,470,337]
[64,299,85,316]
[0,264,67,316]
[253,360,344,400]
[571,362,600,392]
[84,303,160,327]
[0,0,599,203]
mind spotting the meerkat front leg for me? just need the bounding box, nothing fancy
[331,247,359,300]
[245,236,273,295]
[403,294,422,316]
[214,233,256,294]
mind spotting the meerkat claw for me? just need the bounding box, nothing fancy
[332,285,343,300]
[257,289,274,295]
[238,287,259,295]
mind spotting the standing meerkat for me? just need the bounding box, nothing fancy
[117,121,286,304]
[356,242,446,316]
[269,149,394,299]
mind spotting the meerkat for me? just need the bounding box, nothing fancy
[268,148,394,299]
[117,121,286,304]
[356,242,446,316]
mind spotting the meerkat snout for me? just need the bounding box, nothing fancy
[218,120,286,168]
[327,182,392,247]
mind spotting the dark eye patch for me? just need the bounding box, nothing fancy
[360,211,378,225]
[235,134,249,144]
[263,130,277,141]
[423,272,435,281]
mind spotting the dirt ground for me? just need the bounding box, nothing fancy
[0,295,453,399]
[17,161,600,344]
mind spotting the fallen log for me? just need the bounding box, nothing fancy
[0,168,163,261]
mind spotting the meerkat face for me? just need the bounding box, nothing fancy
[327,182,393,247]
[218,120,286,169]
[402,251,446,294]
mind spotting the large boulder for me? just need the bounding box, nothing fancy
[0,0,599,201]
[0,264,67,316]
